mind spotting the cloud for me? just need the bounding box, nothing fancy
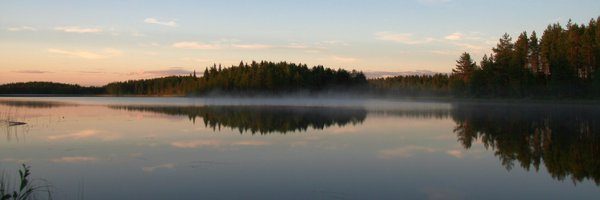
[47,48,123,59]
[126,67,193,77]
[375,32,434,45]
[429,50,461,56]
[285,42,327,53]
[378,146,436,159]
[50,156,98,163]
[452,42,485,50]
[47,129,121,141]
[6,26,36,32]
[444,32,464,41]
[144,18,177,27]
[182,57,210,62]
[54,26,102,33]
[320,40,350,46]
[77,70,106,74]
[171,139,271,149]
[142,163,175,172]
[173,41,274,50]
[233,44,273,49]
[331,55,357,63]
[173,42,222,50]
[12,70,51,74]
[287,43,310,49]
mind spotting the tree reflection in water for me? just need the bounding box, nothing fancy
[452,103,600,185]
[0,99,76,109]
[111,105,367,134]
[1,98,598,186]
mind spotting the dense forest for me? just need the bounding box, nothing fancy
[369,74,450,96]
[104,61,368,95]
[104,76,199,96]
[451,16,600,98]
[371,16,600,98]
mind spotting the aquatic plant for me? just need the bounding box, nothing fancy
[0,164,52,200]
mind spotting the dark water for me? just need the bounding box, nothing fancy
[0,97,598,199]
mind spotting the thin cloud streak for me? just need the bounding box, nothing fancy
[12,70,51,74]
[47,48,123,59]
[144,18,177,27]
[6,26,37,32]
[375,32,434,45]
[233,44,273,49]
[173,41,274,50]
[444,32,464,40]
[54,26,102,33]
[173,42,222,50]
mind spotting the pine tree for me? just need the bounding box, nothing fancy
[452,52,478,83]
[528,31,541,74]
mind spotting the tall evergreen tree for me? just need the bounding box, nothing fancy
[452,52,478,83]
[528,31,541,74]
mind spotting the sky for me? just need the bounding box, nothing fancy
[1,0,599,86]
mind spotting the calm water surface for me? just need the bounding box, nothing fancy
[0,97,598,199]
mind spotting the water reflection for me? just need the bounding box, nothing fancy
[451,103,600,185]
[0,97,599,194]
[110,105,367,134]
[0,99,76,108]
[0,100,33,141]
[369,109,449,119]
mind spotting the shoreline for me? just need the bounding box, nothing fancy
[1,94,600,106]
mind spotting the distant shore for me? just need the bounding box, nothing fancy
[2,93,600,106]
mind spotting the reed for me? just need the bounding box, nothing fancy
[0,164,52,200]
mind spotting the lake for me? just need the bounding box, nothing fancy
[0,97,598,199]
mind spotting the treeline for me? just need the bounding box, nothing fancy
[369,74,450,96]
[104,61,368,95]
[374,16,600,98]
[198,61,367,93]
[0,81,103,95]
[0,61,368,96]
[104,76,199,96]
[451,17,600,98]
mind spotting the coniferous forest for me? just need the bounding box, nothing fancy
[104,61,368,95]
[450,17,600,98]
[374,16,600,99]
[1,17,599,99]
